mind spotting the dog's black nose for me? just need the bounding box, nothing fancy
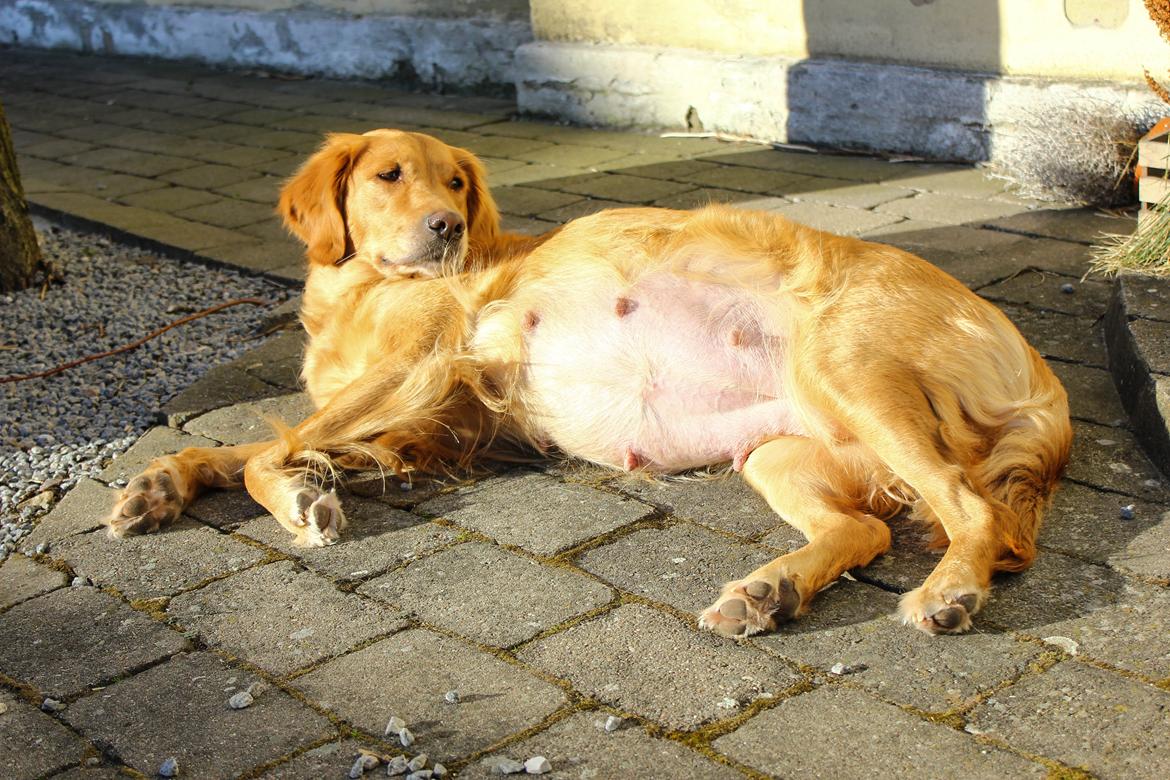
[425,211,465,241]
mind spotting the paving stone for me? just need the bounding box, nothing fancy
[216,175,283,203]
[492,185,583,217]
[118,184,221,212]
[159,163,261,189]
[98,426,219,483]
[196,143,291,168]
[979,550,1127,634]
[576,524,774,613]
[880,167,1008,198]
[60,146,197,177]
[169,561,404,675]
[611,473,780,538]
[518,604,800,730]
[0,690,89,780]
[1001,305,1107,368]
[969,661,1170,778]
[22,478,116,552]
[651,186,788,211]
[982,208,1135,245]
[184,488,268,530]
[1065,420,1170,501]
[0,553,68,610]
[489,162,590,187]
[42,767,126,780]
[793,182,917,209]
[771,201,906,235]
[182,391,316,444]
[1117,273,1170,323]
[199,239,304,272]
[255,739,381,780]
[703,148,899,182]
[1024,582,1170,680]
[163,361,289,426]
[63,651,330,780]
[682,165,824,196]
[849,513,943,593]
[1130,317,1170,377]
[978,269,1111,318]
[534,173,694,204]
[231,328,305,376]
[875,192,1028,224]
[0,587,187,698]
[239,497,457,582]
[535,196,626,223]
[418,472,654,556]
[131,216,251,252]
[714,686,1044,779]
[612,158,725,181]
[1048,360,1127,426]
[1040,481,1170,580]
[175,197,278,229]
[499,214,560,235]
[51,520,266,600]
[21,136,98,159]
[755,582,1040,713]
[361,542,612,647]
[513,143,628,168]
[237,215,292,242]
[294,629,566,761]
[464,711,739,779]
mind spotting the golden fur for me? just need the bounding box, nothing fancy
[107,129,1072,637]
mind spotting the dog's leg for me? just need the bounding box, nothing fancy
[107,441,272,537]
[699,436,892,637]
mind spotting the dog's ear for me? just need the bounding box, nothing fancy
[452,147,500,250]
[278,133,367,266]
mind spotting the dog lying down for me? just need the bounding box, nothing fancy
[106,128,1072,638]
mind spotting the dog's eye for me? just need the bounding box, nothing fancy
[450,176,464,191]
[378,167,401,183]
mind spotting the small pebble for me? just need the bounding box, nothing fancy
[603,715,622,733]
[349,753,380,778]
[159,756,180,777]
[84,756,101,767]
[1059,282,1076,294]
[492,758,525,775]
[1042,635,1080,655]
[407,771,432,780]
[228,691,254,709]
[41,697,65,713]
[71,576,88,587]
[386,755,409,776]
[384,716,406,736]
[829,663,847,675]
[443,690,460,704]
[34,542,49,554]
[432,764,447,777]
[524,756,552,775]
[398,727,415,748]
[408,754,428,772]
[1120,504,1136,520]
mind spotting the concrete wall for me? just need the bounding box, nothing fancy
[84,0,530,22]
[531,0,1166,81]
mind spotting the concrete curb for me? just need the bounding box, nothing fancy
[0,0,531,92]
[1105,274,1170,478]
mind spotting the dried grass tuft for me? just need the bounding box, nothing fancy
[1090,190,1170,277]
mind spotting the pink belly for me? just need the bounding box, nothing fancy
[521,273,804,472]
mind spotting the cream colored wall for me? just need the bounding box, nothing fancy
[88,0,529,21]
[530,0,1168,81]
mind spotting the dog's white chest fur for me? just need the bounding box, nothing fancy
[504,271,806,472]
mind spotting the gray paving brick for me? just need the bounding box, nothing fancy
[847,513,943,593]
[772,201,906,235]
[1040,481,1170,580]
[61,146,196,177]
[490,162,590,187]
[21,478,115,552]
[577,524,774,613]
[969,661,1170,779]
[793,182,917,209]
[0,553,68,610]
[418,472,654,556]
[978,270,1111,318]
[755,582,1040,713]
[175,198,278,229]
[465,711,740,779]
[611,158,724,181]
[978,551,1127,634]
[238,497,457,582]
[536,173,694,204]
[63,652,331,780]
[682,165,822,196]
[169,561,404,675]
[213,175,283,203]
[117,184,221,212]
[0,587,187,698]
[20,137,97,159]
[492,185,583,217]
[51,520,266,600]
[132,216,253,253]
[199,239,303,272]
[184,488,268,531]
[1065,420,1170,501]
[715,686,1044,779]
[704,148,899,182]
[182,391,315,445]
[651,186,788,211]
[1049,361,1127,426]
[535,196,625,223]
[196,143,291,168]
[611,473,780,537]
[361,542,612,647]
[1001,305,1106,368]
[159,163,261,189]
[98,426,219,484]
[463,134,555,159]
[255,739,381,779]
[0,690,88,780]
[875,192,1028,224]
[499,214,559,235]
[236,215,291,242]
[514,143,628,168]
[879,167,1008,198]
[518,604,800,730]
[982,208,1135,245]
[163,362,288,426]
[294,629,566,761]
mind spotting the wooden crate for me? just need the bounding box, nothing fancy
[1139,128,1170,227]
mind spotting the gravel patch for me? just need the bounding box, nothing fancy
[0,223,292,559]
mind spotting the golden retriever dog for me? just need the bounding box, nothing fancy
[106,129,1072,638]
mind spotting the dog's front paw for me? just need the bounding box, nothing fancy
[107,470,184,538]
[287,488,346,547]
[699,576,801,638]
[898,587,985,635]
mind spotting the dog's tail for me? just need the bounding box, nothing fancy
[925,322,1073,571]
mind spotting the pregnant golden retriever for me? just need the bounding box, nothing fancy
[107,129,1072,638]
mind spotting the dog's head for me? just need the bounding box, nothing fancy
[278,128,500,277]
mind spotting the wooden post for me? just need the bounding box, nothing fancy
[0,98,44,292]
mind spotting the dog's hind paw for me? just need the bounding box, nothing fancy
[288,489,346,547]
[699,576,801,638]
[898,587,984,635]
[107,470,184,538]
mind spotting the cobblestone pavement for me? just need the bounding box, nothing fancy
[2,47,1169,780]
